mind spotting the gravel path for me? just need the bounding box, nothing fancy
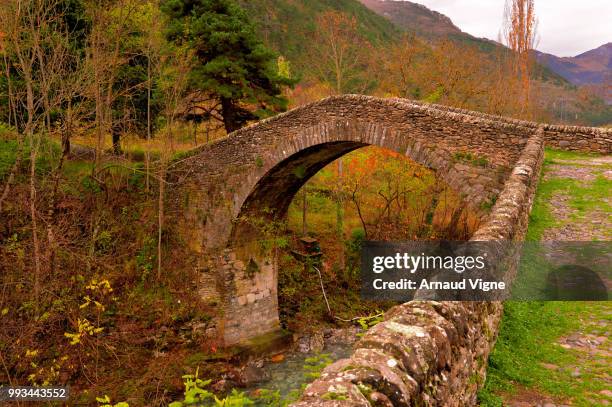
[541,156,612,242]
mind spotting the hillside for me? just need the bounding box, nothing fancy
[237,0,607,125]
[358,0,500,52]
[358,0,462,38]
[536,43,611,104]
[359,1,609,94]
[536,43,611,86]
[357,0,568,84]
[236,0,400,70]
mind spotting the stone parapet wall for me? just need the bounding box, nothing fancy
[386,97,610,154]
[291,133,546,406]
[472,133,545,241]
[292,301,501,407]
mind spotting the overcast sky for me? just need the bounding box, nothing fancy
[407,0,612,57]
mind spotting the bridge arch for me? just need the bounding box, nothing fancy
[231,119,478,243]
[170,95,610,346]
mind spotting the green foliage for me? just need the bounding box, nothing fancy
[356,311,383,332]
[423,85,444,103]
[479,196,497,211]
[0,122,15,137]
[238,212,289,255]
[96,394,129,407]
[81,176,103,194]
[136,236,157,280]
[0,134,62,181]
[236,0,399,74]
[161,0,295,132]
[345,228,365,273]
[95,230,114,254]
[127,163,146,190]
[346,228,365,254]
[0,137,20,180]
[245,258,260,278]
[322,392,347,401]
[169,368,254,406]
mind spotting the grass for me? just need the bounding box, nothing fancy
[479,302,612,406]
[0,130,157,199]
[0,132,63,180]
[543,147,600,162]
[480,148,612,406]
[525,149,611,241]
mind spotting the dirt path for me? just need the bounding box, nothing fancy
[502,153,612,407]
[541,155,612,242]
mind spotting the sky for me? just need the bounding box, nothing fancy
[406,0,612,57]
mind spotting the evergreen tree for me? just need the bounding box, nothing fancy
[161,0,294,133]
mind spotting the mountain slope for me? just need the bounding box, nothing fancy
[358,0,500,53]
[535,43,611,86]
[358,0,570,85]
[358,0,462,38]
[236,0,401,70]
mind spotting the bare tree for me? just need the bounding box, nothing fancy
[140,0,164,193]
[307,11,371,95]
[379,34,427,98]
[84,0,136,170]
[155,45,193,281]
[0,44,22,213]
[0,0,60,305]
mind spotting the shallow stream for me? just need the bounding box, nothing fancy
[240,329,359,404]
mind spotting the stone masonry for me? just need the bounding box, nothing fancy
[168,95,611,352]
[291,132,547,406]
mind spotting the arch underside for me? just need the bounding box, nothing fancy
[231,141,366,241]
[231,139,464,243]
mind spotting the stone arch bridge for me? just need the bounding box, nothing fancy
[169,95,610,404]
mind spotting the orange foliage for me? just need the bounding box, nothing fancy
[503,0,538,117]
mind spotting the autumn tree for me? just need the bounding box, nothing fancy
[307,11,372,95]
[502,0,538,116]
[421,40,492,109]
[161,0,294,134]
[0,0,76,306]
[84,0,131,163]
[378,34,427,99]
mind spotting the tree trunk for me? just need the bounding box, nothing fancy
[62,100,72,156]
[25,76,41,309]
[193,120,198,146]
[112,126,122,155]
[157,162,165,281]
[94,78,104,171]
[220,97,242,134]
[3,53,12,128]
[336,159,345,270]
[302,189,307,236]
[146,54,151,193]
